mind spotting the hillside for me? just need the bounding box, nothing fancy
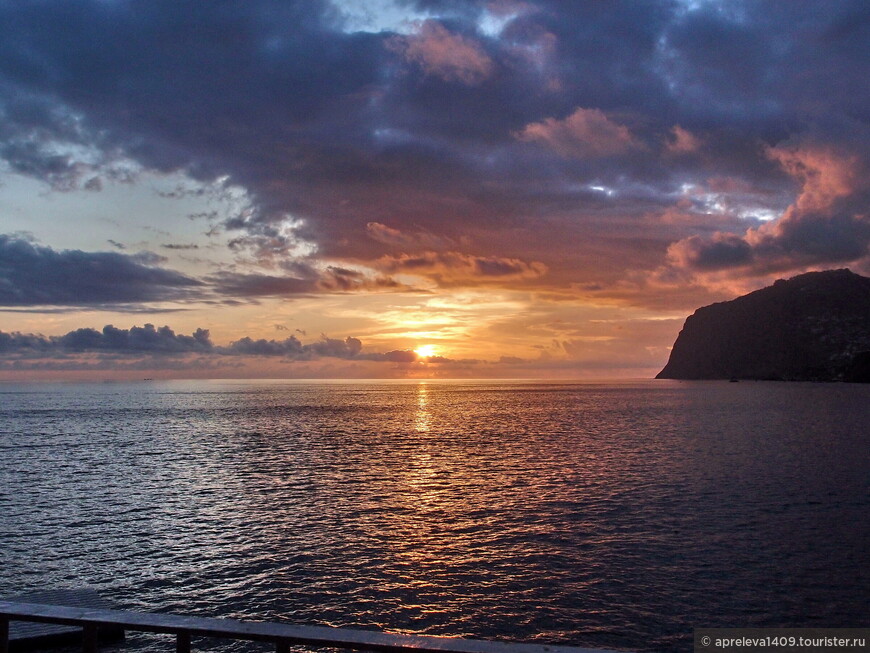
[656,269,870,382]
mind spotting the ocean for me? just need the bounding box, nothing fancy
[1,379,868,652]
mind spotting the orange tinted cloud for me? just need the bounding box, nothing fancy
[375,251,547,282]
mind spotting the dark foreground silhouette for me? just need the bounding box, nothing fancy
[657,269,870,382]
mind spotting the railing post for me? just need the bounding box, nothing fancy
[0,616,9,653]
[82,624,98,653]
[177,631,191,653]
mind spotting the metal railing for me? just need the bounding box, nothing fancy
[0,602,616,653]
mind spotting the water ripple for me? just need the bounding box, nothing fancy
[1,380,868,652]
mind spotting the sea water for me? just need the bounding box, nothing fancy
[1,380,868,652]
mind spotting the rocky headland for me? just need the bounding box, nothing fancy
[657,269,870,382]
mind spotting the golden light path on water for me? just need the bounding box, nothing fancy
[1,380,868,652]
[415,382,430,433]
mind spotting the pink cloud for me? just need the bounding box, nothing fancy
[665,139,870,275]
[516,107,638,158]
[765,143,863,213]
[388,20,493,85]
[666,125,702,154]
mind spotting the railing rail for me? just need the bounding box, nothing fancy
[0,602,616,653]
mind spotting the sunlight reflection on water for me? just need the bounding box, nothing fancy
[415,383,430,433]
[0,380,868,652]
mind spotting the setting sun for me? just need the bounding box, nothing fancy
[414,344,439,359]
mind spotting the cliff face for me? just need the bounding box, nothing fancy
[656,269,870,381]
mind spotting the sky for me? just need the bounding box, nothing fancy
[1,0,869,380]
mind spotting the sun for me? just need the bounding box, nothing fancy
[414,344,439,359]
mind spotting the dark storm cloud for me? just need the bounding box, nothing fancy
[1,0,869,294]
[0,234,203,306]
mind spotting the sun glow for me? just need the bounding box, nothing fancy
[414,344,439,358]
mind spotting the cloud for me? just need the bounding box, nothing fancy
[225,214,316,264]
[0,234,202,307]
[222,336,431,364]
[1,0,869,313]
[366,222,456,250]
[375,250,547,281]
[516,108,638,158]
[369,349,418,363]
[57,324,213,353]
[0,325,442,367]
[0,234,405,311]
[0,323,211,355]
[666,125,702,154]
[222,334,362,359]
[667,133,870,274]
[666,232,753,270]
[765,141,863,214]
[387,19,494,85]
[0,330,54,353]
[0,91,140,191]
[207,266,402,298]
[207,271,317,298]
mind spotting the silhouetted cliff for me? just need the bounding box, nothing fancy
[657,269,870,382]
